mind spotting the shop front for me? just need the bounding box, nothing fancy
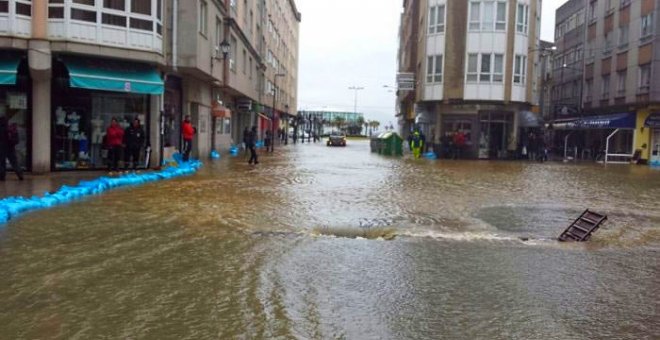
[0,51,30,172]
[51,56,163,170]
[550,112,636,163]
[645,113,660,166]
[477,111,514,159]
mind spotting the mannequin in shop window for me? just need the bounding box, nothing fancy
[67,111,80,140]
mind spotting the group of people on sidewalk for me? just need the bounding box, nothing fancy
[104,117,147,172]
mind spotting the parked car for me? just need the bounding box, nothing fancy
[327,132,346,147]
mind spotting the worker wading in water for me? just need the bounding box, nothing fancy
[408,130,425,159]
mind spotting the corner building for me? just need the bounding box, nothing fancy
[1,0,165,172]
[399,0,542,159]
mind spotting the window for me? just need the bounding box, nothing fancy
[618,25,629,46]
[467,54,479,82]
[617,71,626,95]
[426,55,443,83]
[514,55,527,84]
[130,18,152,31]
[480,54,491,81]
[131,0,151,15]
[516,4,529,34]
[588,1,596,21]
[103,0,124,10]
[215,17,222,48]
[483,2,494,31]
[230,36,237,72]
[605,0,613,12]
[469,2,480,30]
[199,0,207,35]
[0,1,7,14]
[16,1,31,16]
[428,5,445,34]
[71,8,96,22]
[102,13,126,26]
[639,64,651,91]
[641,13,653,37]
[74,0,95,6]
[249,57,253,79]
[242,49,247,74]
[585,79,593,100]
[602,75,610,97]
[495,2,506,30]
[604,31,612,52]
[493,54,504,82]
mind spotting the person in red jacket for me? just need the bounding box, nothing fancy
[105,117,124,171]
[181,115,196,162]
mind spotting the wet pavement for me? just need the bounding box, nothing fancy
[1,140,659,339]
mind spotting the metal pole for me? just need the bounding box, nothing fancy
[272,74,284,152]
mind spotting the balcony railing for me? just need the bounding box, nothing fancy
[47,1,163,54]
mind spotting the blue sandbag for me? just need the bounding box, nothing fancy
[0,159,203,226]
[210,150,221,159]
[423,152,438,160]
[229,145,239,156]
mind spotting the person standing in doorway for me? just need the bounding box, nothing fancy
[105,117,125,172]
[453,130,466,159]
[242,127,250,154]
[124,118,145,170]
[247,126,259,165]
[0,116,24,181]
[182,115,196,162]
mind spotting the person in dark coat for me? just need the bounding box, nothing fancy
[247,126,259,165]
[0,116,24,181]
[123,118,145,170]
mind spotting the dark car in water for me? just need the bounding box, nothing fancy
[327,132,346,147]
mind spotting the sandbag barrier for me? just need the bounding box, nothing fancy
[0,159,202,225]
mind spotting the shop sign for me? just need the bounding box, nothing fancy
[645,113,660,128]
[124,82,132,92]
[8,93,27,109]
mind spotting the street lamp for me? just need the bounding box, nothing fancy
[561,63,584,117]
[271,73,285,152]
[348,86,365,116]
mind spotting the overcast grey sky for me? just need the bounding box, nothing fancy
[295,0,567,126]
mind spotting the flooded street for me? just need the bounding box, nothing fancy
[1,140,659,339]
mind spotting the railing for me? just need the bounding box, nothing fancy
[0,0,32,38]
[47,0,163,54]
[605,128,634,164]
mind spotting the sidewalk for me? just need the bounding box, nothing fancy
[0,171,106,199]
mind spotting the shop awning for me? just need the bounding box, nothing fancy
[0,53,22,85]
[518,111,544,128]
[645,112,660,128]
[62,56,164,95]
[549,112,636,130]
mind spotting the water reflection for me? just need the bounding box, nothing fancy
[0,140,658,339]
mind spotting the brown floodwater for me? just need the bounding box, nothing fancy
[0,140,659,339]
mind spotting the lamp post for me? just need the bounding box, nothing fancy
[210,40,231,156]
[271,73,285,152]
[348,86,365,116]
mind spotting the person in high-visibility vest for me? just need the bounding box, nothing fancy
[408,130,424,159]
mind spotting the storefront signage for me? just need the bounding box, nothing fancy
[7,92,27,109]
[645,113,660,128]
[553,113,636,130]
[124,82,131,92]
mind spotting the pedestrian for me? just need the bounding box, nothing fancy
[182,115,196,162]
[528,132,537,161]
[0,116,24,181]
[123,118,145,170]
[453,130,466,159]
[242,127,250,155]
[247,126,259,165]
[265,129,273,152]
[105,117,124,172]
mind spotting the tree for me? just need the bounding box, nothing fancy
[370,120,380,135]
[356,116,365,136]
[333,116,346,132]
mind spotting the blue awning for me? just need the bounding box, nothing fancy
[549,113,636,130]
[645,113,660,128]
[0,52,22,85]
[61,56,164,95]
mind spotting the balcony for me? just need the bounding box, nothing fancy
[47,2,163,54]
[0,0,32,38]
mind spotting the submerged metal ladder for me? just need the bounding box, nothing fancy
[558,210,607,242]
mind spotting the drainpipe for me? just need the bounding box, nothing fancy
[172,0,178,71]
